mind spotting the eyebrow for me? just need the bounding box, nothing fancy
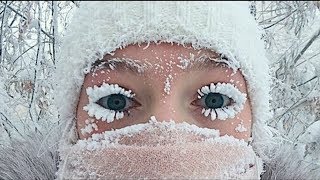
[90,55,232,74]
[187,57,229,71]
[91,57,149,75]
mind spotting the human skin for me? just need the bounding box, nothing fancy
[76,43,252,140]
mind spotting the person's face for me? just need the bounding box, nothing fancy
[76,43,252,140]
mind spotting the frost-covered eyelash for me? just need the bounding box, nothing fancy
[83,83,135,123]
[197,82,247,121]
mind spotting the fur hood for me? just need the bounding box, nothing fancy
[0,132,319,180]
[0,133,59,180]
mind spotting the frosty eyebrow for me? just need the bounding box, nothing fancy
[91,55,231,74]
[91,58,148,74]
[186,57,230,71]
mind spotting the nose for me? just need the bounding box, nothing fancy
[150,96,192,124]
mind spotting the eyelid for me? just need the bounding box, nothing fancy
[195,82,247,121]
[86,83,134,103]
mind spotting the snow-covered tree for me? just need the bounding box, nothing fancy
[0,1,78,142]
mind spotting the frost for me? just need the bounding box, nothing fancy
[176,56,190,69]
[83,83,134,122]
[83,67,91,74]
[83,62,93,74]
[215,108,229,120]
[210,109,217,120]
[80,119,98,135]
[198,83,247,121]
[150,115,157,122]
[108,64,115,70]
[91,57,150,74]
[204,109,211,117]
[235,120,247,133]
[164,74,173,95]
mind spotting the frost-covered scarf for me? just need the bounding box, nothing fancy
[57,119,263,179]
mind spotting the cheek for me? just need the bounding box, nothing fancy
[76,92,147,139]
[76,87,91,139]
[216,100,252,140]
[76,82,150,139]
[190,98,252,140]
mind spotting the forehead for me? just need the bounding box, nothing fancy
[91,43,233,77]
[112,43,217,60]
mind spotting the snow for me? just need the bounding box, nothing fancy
[235,120,248,133]
[298,120,320,143]
[83,83,134,122]
[204,109,211,117]
[176,56,190,69]
[210,109,216,120]
[108,63,115,70]
[164,74,173,95]
[198,82,247,121]
[103,58,149,74]
[80,119,98,136]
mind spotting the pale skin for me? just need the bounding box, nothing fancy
[76,43,253,140]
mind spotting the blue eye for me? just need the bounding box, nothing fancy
[196,92,231,109]
[97,94,129,111]
[193,83,246,121]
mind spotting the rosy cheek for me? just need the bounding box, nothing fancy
[190,99,252,140]
[77,105,147,139]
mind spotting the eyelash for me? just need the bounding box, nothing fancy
[83,83,136,123]
[193,83,247,121]
[83,82,246,123]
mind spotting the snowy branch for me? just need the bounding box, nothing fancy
[0,0,8,64]
[293,27,320,64]
[263,9,297,30]
[1,2,53,40]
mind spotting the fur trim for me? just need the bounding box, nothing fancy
[0,133,59,179]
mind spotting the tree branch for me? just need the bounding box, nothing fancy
[12,43,38,65]
[0,112,23,137]
[293,27,320,64]
[0,0,8,65]
[297,76,318,87]
[51,1,57,65]
[1,2,53,40]
[263,9,297,30]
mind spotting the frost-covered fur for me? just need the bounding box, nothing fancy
[0,134,319,180]
[0,133,59,180]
